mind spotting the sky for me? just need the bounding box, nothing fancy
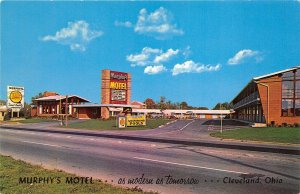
[1,1,300,109]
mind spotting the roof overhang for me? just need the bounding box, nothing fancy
[34,95,90,103]
[73,104,138,108]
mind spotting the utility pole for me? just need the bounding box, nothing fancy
[220,103,223,133]
[65,95,68,127]
[59,96,62,126]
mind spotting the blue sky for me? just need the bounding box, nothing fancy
[1,1,300,108]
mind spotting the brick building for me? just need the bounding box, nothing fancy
[31,92,90,118]
[231,66,300,125]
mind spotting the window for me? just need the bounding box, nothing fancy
[282,69,300,116]
[296,99,300,116]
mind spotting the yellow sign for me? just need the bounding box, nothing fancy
[9,91,23,103]
[110,82,127,90]
[7,86,24,109]
[126,115,146,127]
[118,117,126,128]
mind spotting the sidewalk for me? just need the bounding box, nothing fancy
[1,124,299,155]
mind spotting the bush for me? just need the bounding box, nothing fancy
[282,123,288,127]
[294,123,300,128]
[270,121,276,127]
[4,112,10,121]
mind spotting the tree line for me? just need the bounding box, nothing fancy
[144,96,231,110]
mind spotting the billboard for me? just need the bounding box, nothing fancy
[7,86,25,109]
[109,71,128,104]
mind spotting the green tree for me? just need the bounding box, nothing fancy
[158,96,167,110]
[213,102,232,110]
[144,98,156,109]
[180,101,188,109]
[31,92,45,104]
[19,103,31,118]
[0,100,6,106]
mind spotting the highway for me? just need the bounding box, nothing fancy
[0,124,299,194]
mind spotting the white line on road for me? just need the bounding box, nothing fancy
[21,141,62,148]
[133,157,249,174]
[179,120,195,131]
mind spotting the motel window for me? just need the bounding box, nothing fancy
[282,69,300,116]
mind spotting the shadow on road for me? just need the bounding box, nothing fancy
[159,145,300,181]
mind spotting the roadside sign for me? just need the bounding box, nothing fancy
[126,115,146,127]
[7,86,24,109]
[118,116,126,128]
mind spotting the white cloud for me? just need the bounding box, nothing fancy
[228,49,262,65]
[116,7,183,40]
[154,49,179,63]
[135,7,184,39]
[114,21,132,28]
[41,20,103,51]
[126,47,179,67]
[172,60,221,76]
[144,65,167,75]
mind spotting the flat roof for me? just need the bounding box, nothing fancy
[73,103,138,108]
[163,109,231,114]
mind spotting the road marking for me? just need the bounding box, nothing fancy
[179,120,195,131]
[67,136,72,138]
[133,157,249,174]
[21,140,62,148]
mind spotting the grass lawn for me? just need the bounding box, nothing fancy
[0,155,152,194]
[210,127,300,144]
[10,118,58,123]
[67,119,172,131]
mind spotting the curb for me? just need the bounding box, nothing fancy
[1,126,299,155]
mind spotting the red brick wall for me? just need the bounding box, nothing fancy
[77,107,101,119]
[257,75,299,125]
[30,107,37,117]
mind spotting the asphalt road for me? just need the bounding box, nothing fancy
[0,126,299,194]
[98,119,250,141]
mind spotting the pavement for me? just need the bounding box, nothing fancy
[0,125,299,194]
[1,119,299,155]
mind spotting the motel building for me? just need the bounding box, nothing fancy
[163,109,230,119]
[31,70,230,120]
[231,66,300,126]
